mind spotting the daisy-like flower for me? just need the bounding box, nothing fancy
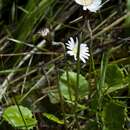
[38,28,50,37]
[74,0,102,12]
[66,37,90,63]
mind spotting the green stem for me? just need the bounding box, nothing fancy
[74,37,81,130]
[66,62,72,101]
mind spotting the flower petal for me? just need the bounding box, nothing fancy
[86,0,102,12]
[75,37,79,45]
[83,6,88,10]
[80,56,86,63]
[74,54,77,61]
[74,0,92,6]
[68,37,75,48]
[80,52,90,57]
[67,51,74,56]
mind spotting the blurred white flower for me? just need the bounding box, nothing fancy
[66,37,89,63]
[38,28,50,37]
[74,0,102,12]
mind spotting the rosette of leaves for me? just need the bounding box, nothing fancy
[2,105,37,130]
[59,71,89,101]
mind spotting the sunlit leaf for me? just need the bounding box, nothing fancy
[3,105,37,130]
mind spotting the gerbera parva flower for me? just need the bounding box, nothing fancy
[74,0,102,12]
[66,37,90,63]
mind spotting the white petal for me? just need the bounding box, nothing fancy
[83,6,88,10]
[86,0,102,12]
[67,51,74,56]
[80,56,86,63]
[80,43,86,46]
[80,48,89,53]
[80,54,88,59]
[80,51,90,58]
[74,0,92,6]
[67,46,72,50]
[81,52,90,57]
[66,43,71,47]
[80,44,89,50]
[74,54,77,61]
[68,37,75,48]
[82,50,89,54]
[80,44,87,47]
[74,0,84,5]
[75,37,79,46]
[68,41,74,48]
[80,46,89,50]
[92,0,102,7]
[70,37,75,44]
[66,42,71,46]
[66,43,74,50]
[80,55,89,60]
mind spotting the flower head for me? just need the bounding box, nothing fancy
[38,28,50,37]
[66,37,90,63]
[74,0,102,12]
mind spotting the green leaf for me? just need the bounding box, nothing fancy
[105,84,127,94]
[59,71,89,101]
[105,64,124,86]
[102,101,125,130]
[104,64,125,94]
[3,105,37,130]
[43,113,64,125]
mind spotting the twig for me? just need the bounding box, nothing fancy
[85,12,130,43]
[0,39,46,102]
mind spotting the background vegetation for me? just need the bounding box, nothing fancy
[0,0,130,130]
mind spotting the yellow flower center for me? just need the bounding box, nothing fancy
[72,47,78,54]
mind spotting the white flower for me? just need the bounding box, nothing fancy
[38,28,50,37]
[74,0,102,12]
[66,37,90,63]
